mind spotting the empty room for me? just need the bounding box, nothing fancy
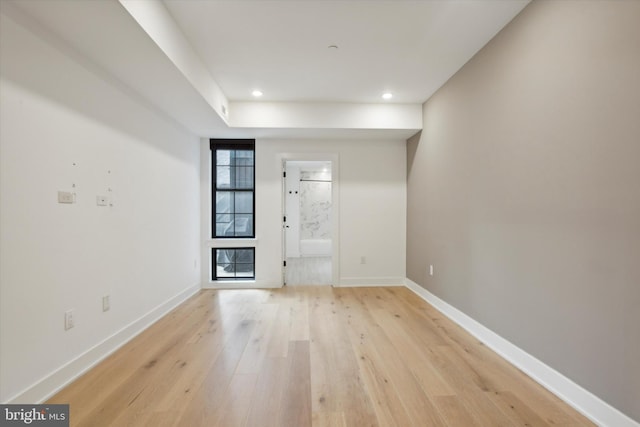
[1,0,638,426]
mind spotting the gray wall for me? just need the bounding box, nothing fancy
[407,0,640,421]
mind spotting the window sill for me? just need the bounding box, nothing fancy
[205,238,258,248]
[204,280,257,289]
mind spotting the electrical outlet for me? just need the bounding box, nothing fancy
[360,256,366,265]
[102,295,110,312]
[96,195,108,206]
[64,310,75,330]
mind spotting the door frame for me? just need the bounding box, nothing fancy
[279,153,340,286]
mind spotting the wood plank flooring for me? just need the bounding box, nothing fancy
[48,286,595,426]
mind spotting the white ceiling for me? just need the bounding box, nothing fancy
[164,0,529,104]
[4,0,530,139]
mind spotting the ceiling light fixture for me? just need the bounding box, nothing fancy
[252,90,263,97]
[382,92,393,100]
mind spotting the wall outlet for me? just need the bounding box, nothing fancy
[96,195,108,206]
[429,264,434,276]
[102,295,110,312]
[64,309,75,330]
[360,256,367,265]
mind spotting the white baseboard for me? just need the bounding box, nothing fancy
[337,276,405,287]
[6,283,201,404]
[404,279,639,427]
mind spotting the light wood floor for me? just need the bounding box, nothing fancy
[49,286,594,426]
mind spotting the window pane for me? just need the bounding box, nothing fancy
[235,166,253,189]
[235,249,254,263]
[216,213,232,224]
[216,166,231,189]
[216,264,235,277]
[216,249,232,263]
[216,220,234,237]
[235,192,253,214]
[234,150,254,166]
[212,141,255,239]
[217,150,231,166]
[235,267,254,278]
[234,214,253,236]
[216,192,233,214]
[213,248,255,280]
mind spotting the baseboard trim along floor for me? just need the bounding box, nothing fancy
[6,283,200,405]
[404,278,639,427]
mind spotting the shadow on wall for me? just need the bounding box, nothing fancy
[0,3,195,162]
[406,131,422,178]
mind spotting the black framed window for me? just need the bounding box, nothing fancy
[211,139,255,238]
[213,248,255,280]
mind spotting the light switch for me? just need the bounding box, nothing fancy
[58,191,75,204]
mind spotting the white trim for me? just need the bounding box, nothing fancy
[278,153,340,288]
[200,138,213,286]
[5,283,201,404]
[338,277,405,287]
[203,280,281,289]
[404,278,639,427]
[205,238,259,248]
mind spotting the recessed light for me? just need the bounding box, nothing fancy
[382,92,393,100]
[252,90,263,97]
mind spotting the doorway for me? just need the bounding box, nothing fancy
[283,160,333,285]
